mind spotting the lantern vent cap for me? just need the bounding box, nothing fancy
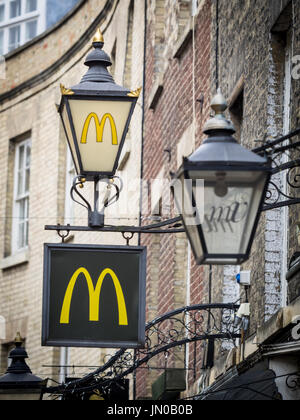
[203,89,236,134]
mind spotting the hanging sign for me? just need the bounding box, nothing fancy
[42,244,146,348]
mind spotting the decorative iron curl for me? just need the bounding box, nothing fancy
[286,372,300,391]
[287,166,300,189]
[45,303,240,397]
[263,160,300,210]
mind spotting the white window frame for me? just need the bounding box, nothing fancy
[0,28,4,55]
[0,0,46,55]
[8,23,20,51]
[12,138,31,254]
[0,3,5,23]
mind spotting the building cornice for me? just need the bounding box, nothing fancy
[0,0,117,105]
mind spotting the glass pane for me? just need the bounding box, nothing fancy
[17,198,29,249]
[17,145,25,195]
[25,19,37,41]
[18,144,25,170]
[25,168,30,192]
[68,99,132,173]
[19,198,26,219]
[203,185,255,255]
[17,170,23,195]
[24,219,29,246]
[0,30,3,56]
[18,222,25,249]
[8,25,20,51]
[10,0,21,18]
[26,0,37,13]
[25,143,31,167]
[173,175,204,263]
[189,170,268,257]
[0,4,5,22]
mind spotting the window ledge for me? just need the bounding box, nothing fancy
[173,20,194,59]
[148,73,164,110]
[0,249,30,270]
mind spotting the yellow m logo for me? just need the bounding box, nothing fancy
[60,267,128,326]
[81,113,118,145]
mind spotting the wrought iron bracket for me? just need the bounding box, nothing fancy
[45,217,185,238]
[45,129,300,238]
[254,128,300,211]
[45,303,240,397]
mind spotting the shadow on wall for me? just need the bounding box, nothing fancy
[46,0,80,29]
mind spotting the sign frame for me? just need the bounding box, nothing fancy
[42,243,147,349]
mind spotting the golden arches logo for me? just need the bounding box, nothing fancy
[60,267,128,326]
[81,113,118,145]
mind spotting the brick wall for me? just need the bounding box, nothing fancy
[137,0,212,399]
[211,0,300,340]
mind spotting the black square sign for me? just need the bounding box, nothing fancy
[42,244,146,348]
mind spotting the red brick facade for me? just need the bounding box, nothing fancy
[137,0,212,398]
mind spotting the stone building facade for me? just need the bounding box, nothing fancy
[0,0,145,389]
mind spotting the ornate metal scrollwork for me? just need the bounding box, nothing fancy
[263,163,300,211]
[286,372,300,391]
[260,133,300,211]
[287,166,300,190]
[46,303,240,397]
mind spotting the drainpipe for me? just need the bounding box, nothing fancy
[138,0,147,246]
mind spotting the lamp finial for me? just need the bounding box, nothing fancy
[93,28,104,44]
[203,88,235,134]
[14,332,23,345]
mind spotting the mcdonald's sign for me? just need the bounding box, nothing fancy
[42,244,146,349]
[81,113,118,145]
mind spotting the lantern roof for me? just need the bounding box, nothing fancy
[69,29,130,96]
[185,89,270,170]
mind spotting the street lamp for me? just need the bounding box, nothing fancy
[0,333,46,400]
[57,29,140,228]
[173,90,272,265]
[58,29,140,181]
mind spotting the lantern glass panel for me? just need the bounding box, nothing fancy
[60,104,80,174]
[189,170,268,257]
[68,99,132,173]
[173,174,204,260]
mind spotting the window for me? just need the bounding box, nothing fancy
[25,19,37,40]
[0,3,5,22]
[8,25,20,51]
[26,0,37,13]
[9,0,21,19]
[12,139,31,253]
